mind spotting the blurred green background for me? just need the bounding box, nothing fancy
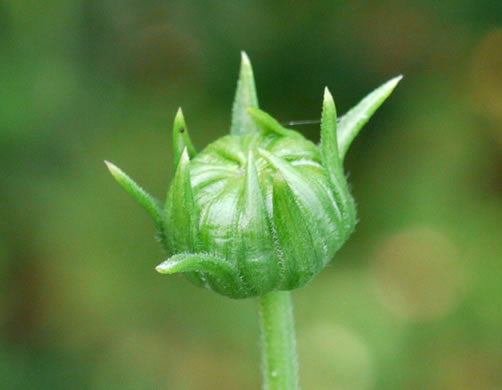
[1,1,502,389]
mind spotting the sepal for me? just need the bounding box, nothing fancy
[247,107,299,138]
[272,172,320,288]
[156,253,243,297]
[258,147,346,263]
[230,52,260,136]
[156,253,236,276]
[165,148,198,253]
[173,108,196,168]
[337,75,402,159]
[234,151,279,295]
[257,148,323,210]
[320,87,340,170]
[320,88,356,233]
[105,161,163,227]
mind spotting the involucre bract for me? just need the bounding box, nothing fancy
[106,52,401,299]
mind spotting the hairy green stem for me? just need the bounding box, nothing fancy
[258,291,299,390]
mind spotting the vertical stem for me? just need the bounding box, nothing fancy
[258,291,299,390]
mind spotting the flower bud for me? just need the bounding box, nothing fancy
[106,52,401,299]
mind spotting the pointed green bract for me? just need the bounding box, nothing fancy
[259,147,348,259]
[320,87,340,169]
[156,253,235,276]
[173,108,196,167]
[257,148,328,217]
[257,148,328,220]
[272,172,319,289]
[105,161,162,226]
[230,52,260,136]
[337,75,402,159]
[257,148,304,187]
[247,107,298,138]
[259,148,333,260]
[235,151,279,295]
[165,148,198,253]
[156,253,243,297]
[320,88,356,233]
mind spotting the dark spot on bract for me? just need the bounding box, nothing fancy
[180,128,185,133]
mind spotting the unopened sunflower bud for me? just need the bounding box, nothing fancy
[106,52,401,299]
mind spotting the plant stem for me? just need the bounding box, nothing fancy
[258,291,299,390]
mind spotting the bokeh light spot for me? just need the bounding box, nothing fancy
[471,29,502,122]
[371,227,464,322]
[299,323,374,390]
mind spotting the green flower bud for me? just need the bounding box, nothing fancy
[106,52,401,299]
